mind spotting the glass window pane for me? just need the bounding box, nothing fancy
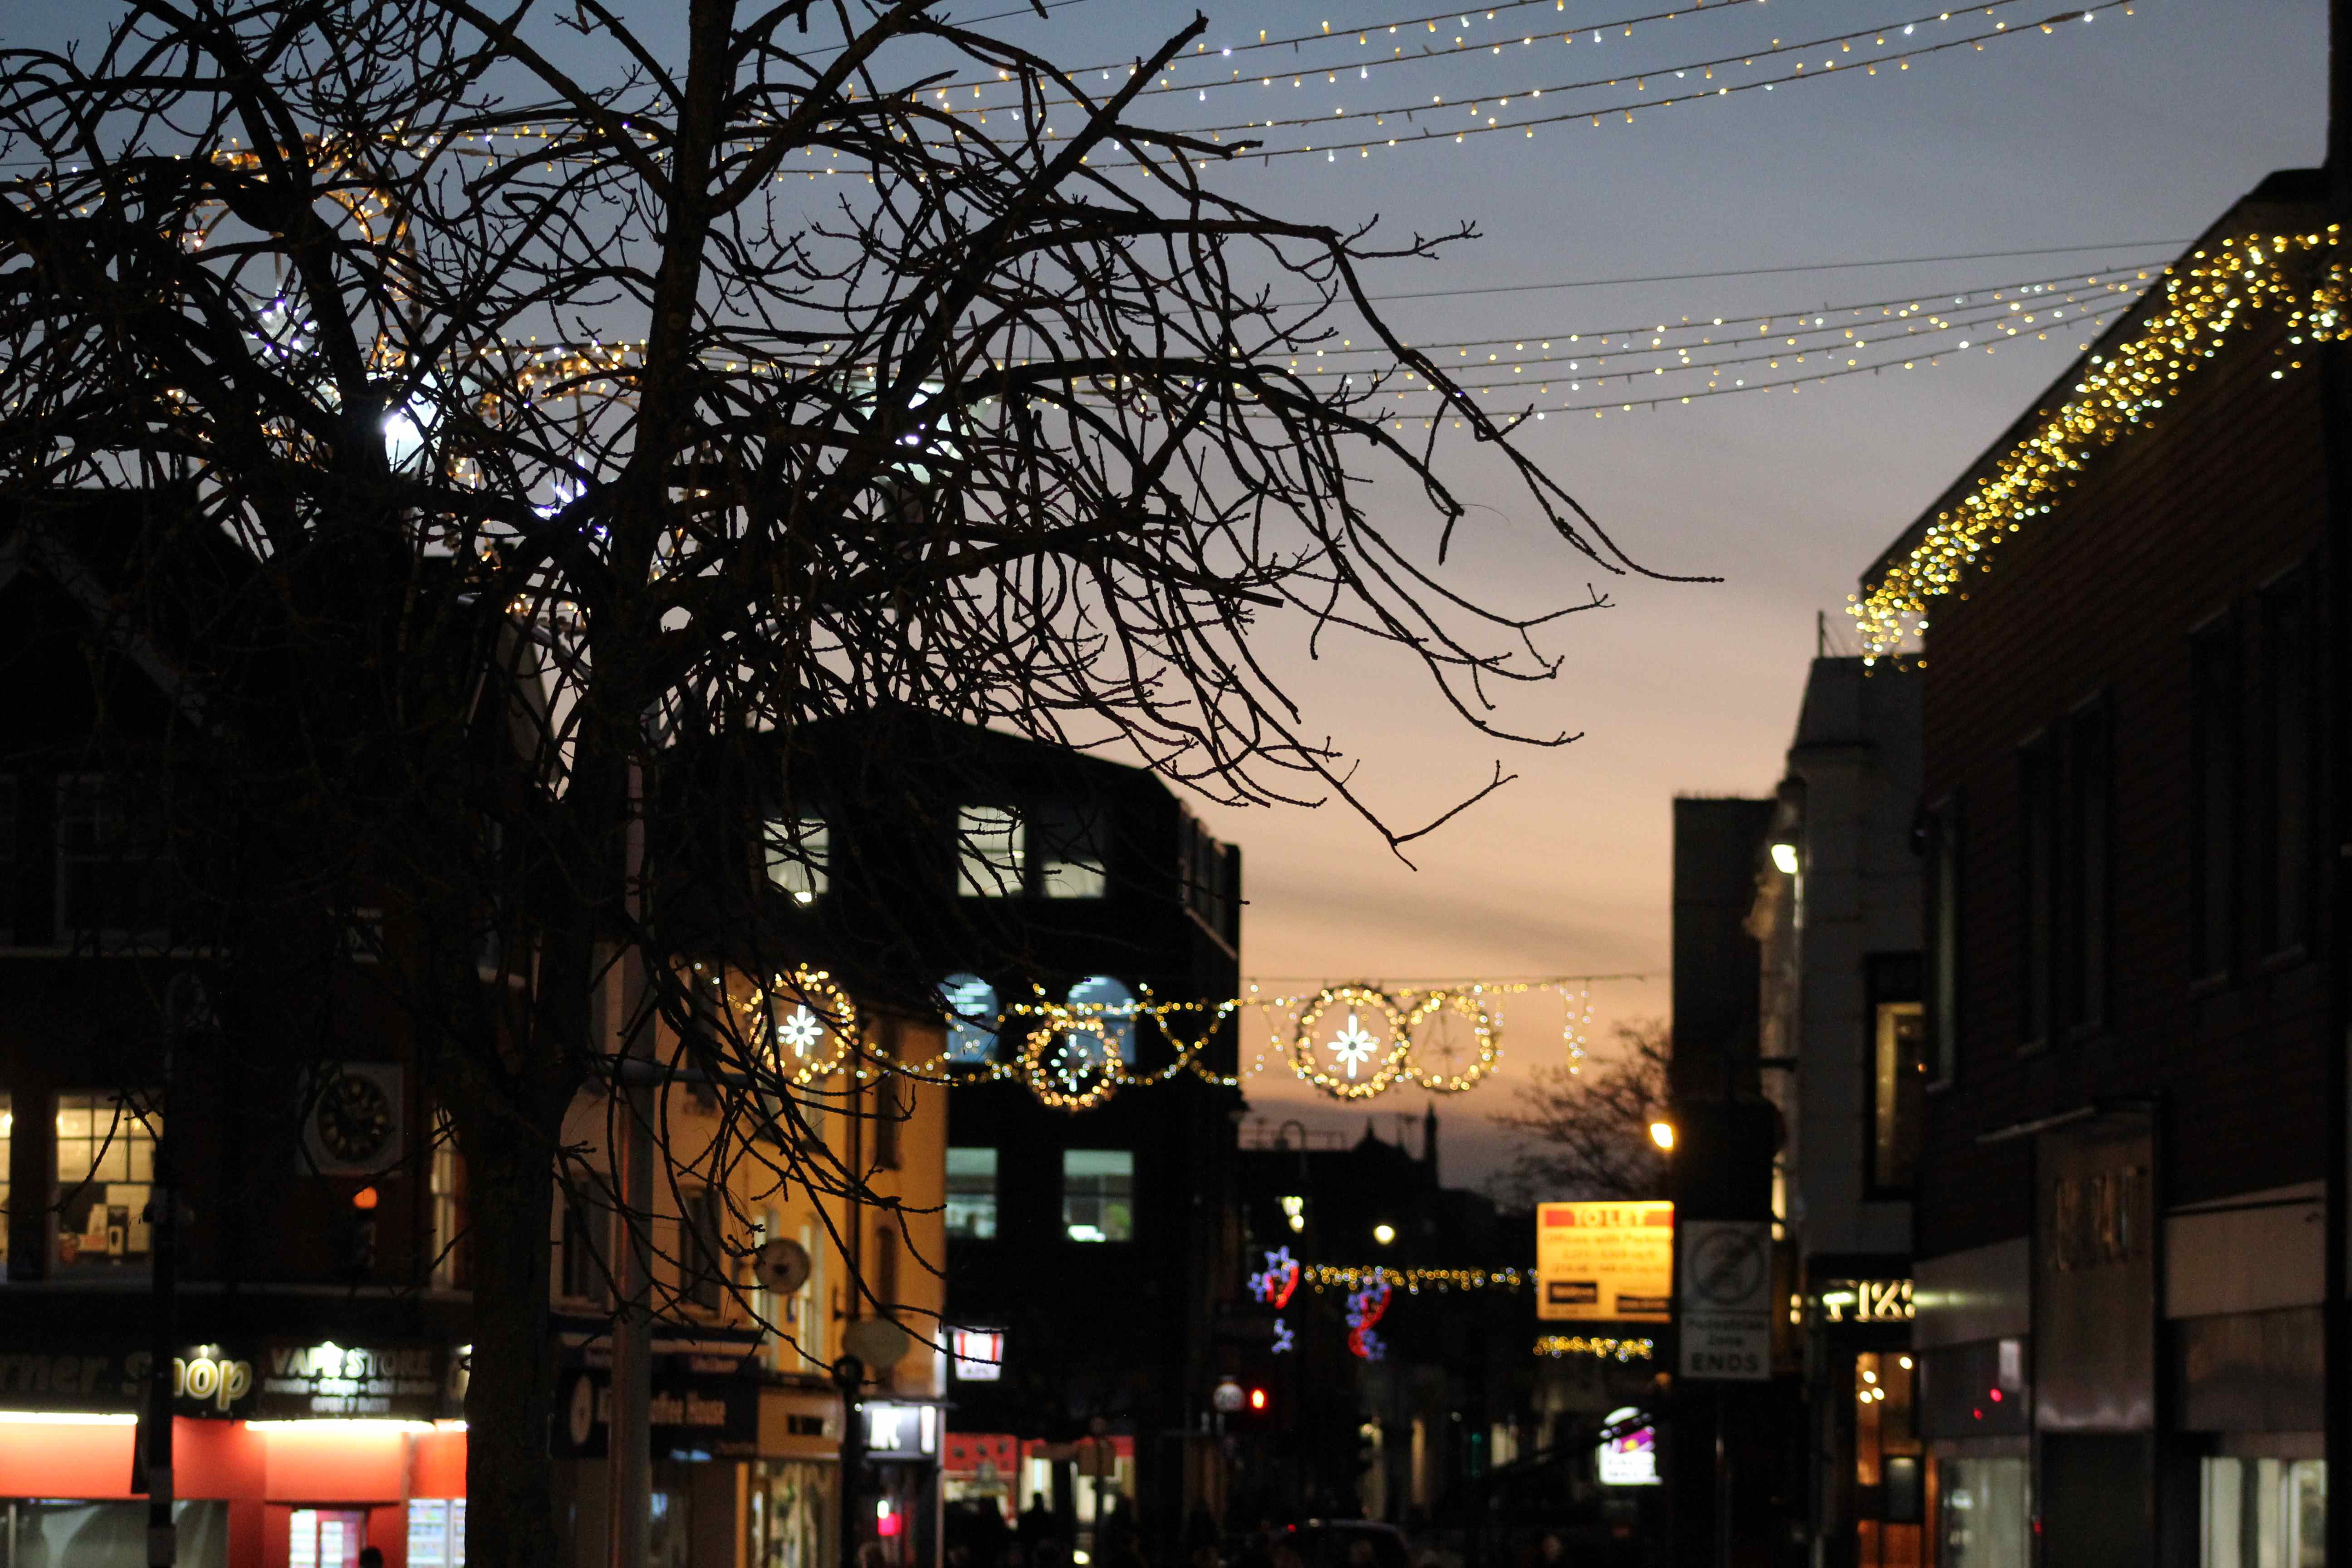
[941,975,1000,1063]
[946,1147,998,1240]
[1062,1149,1133,1243]
[765,815,830,903]
[956,807,1025,897]
[1067,976,1137,1063]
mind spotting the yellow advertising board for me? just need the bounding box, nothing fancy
[1536,1200,1675,1323]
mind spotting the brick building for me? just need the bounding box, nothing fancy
[1856,169,2338,1567]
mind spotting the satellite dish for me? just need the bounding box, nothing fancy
[843,1317,913,1370]
[754,1238,813,1294]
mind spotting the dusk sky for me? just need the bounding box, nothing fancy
[18,0,2328,1184]
[980,0,2335,1181]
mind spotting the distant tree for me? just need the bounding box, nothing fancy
[1490,1019,1670,1204]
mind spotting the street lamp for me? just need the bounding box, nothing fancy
[1372,1223,1395,1246]
[1648,1119,1676,1153]
[1769,841,1801,876]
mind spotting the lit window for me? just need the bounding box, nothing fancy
[1062,1149,1133,1243]
[1038,803,1107,899]
[941,974,999,1063]
[947,1148,999,1239]
[1068,975,1137,1063]
[53,1091,158,1268]
[429,1112,465,1289]
[956,806,1025,897]
[764,814,829,904]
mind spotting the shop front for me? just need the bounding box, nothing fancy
[1913,1240,2032,1568]
[858,1398,943,1568]
[751,1383,842,1568]
[551,1352,764,1567]
[0,1336,468,1568]
[1805,1263,1918,1568]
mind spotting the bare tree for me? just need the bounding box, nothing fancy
[0,0,1654,1560]
[1490,1019,1671,1205]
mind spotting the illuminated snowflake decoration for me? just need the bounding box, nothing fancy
[776,1005,826,1059]
[1328,1012,1379,1079]
[1272,1318,1295,1355]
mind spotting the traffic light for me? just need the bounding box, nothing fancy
[342,1185,379,1277]
[1248,1386,1268,1413]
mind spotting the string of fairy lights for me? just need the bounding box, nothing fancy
[715,967,1600,1113]
[1852,227,2347,654]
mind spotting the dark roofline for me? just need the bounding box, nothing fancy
[1857,167,2329,597]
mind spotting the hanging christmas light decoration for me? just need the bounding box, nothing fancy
[1405,988,1500,1093]
[1291,985,1413,1099]
[1854,229,2345,654]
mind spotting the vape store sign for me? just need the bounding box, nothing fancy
[256,1343,445,1420]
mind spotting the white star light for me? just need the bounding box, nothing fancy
[1328,1011,1380,1078]
[777,1005,826,1058]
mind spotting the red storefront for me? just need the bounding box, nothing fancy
[0,1413,467,1567]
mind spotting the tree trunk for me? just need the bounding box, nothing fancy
[463,1124,559,1568]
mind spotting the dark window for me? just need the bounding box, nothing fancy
[561,1193,604,1303]
[55,775,174,936]
[874,1224,900,1314]
[1923,796,1962,1083]
[872,1021,902,1171]
[946,1148,999,1239]
[2064,699,2112,1034]
[2189,617,2238,979]
[683,1183,727,1313]
[2018,738,2058,1048]
[2262,570,2315,953]
[1867,954,1926,1192]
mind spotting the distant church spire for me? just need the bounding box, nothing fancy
[1423,1102,1440,1186]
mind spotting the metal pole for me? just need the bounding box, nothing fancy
[1712,1386,1730,1568]
[144,1088,177,1568]
[835,1355,867,1568]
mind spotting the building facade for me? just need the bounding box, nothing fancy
[1860,170,2337,1568]
[1747,657,1926,1568]
[773,715,1246,1548]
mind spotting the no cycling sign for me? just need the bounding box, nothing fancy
[1677,1220,1773,1382]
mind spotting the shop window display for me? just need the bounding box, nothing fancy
[1852,1351,1922,1567]
[52,1090,157,1269]
[752,1458,838,1568]
[1938,1457,2030,1568]
[2202,1457,2326,1568]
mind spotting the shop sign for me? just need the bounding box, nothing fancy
[0,1346,257,1418]
[945,1433,1019,1476]
[862,1401,939,1459]
[257,1342,445,1420]
[1536,1201,1673,1323]
[1594,1407,1659,1487]
[1677,1220,1773,1381]
[554,1366,759,1459]
[1818,1278,1914,1323]
[950,1328,1004,1382]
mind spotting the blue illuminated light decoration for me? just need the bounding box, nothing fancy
[1272,1318,1295,1355]
[940,974,999,1063]
[1346,1281,1391,1362]
[1249,1247,1300,1309]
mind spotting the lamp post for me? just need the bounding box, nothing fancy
[833,1355,867,1568]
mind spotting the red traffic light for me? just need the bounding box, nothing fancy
[1248,1387,1268,1411]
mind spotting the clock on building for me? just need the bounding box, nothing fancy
[302,1063,405,1176]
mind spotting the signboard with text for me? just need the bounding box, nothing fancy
[1677,1220,1773,1380]
[1536,1201,1674,1323]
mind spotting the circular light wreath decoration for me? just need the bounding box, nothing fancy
[764,967,856,1085]
[1023,1015,1126,1112]
[1404,990,1501,1094]
[1291,986,1410,1100]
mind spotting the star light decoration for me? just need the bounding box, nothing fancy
[1853,227,2344,655]
[753,967,855,1084]
[1289,986,1411,1099]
